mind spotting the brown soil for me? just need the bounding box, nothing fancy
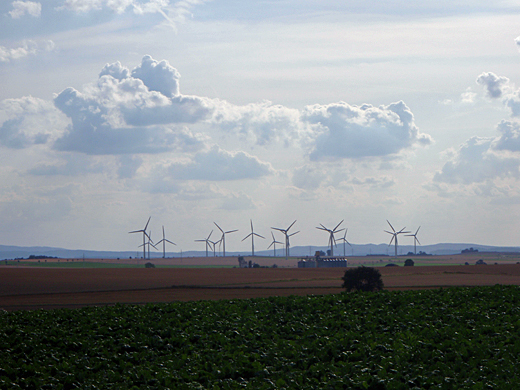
[1,255,520,311]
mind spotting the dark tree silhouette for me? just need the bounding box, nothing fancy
[341,267,384,292]
[404,259,415,266]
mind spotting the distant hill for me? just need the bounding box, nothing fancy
[0,243,519,260]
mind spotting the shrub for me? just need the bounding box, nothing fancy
[341,267,384,292]
[144,262,155,268]
[404,259,414,266]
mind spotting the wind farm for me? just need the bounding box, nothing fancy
[122,216,520,261]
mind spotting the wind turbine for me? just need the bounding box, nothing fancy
[267,232,283,257]
[242,220,265,256]
[272,220,299,260]
[337,228,352,256]
[156,226,176,258]
[214,222,238,257]
[208,238,218,257]
[195,230,213,257]
[405,226,421,255]
[316,220,344,257]
[384,220,410,257]
[140,230,157,260]
[129,216,151,259]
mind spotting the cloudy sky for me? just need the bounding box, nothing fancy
[1,0,520,253]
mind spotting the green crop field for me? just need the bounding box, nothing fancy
[1,286,519,389]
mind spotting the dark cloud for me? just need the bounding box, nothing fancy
[302,100,432,161]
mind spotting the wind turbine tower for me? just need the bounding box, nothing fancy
[406,226,421,255]
[139,230,157,260]
[384,220,410,257]
[214,222,238,257]
[242,219,265,256]
[316,220,344,257]
[267,232,283,257]
[195,230,213,257]
[272,220,299,260]
[337,228,352,256]
[129,216,151,259]
[156,226,176,258]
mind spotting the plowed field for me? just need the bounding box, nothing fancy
[2,259,520,310]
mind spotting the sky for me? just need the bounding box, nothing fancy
[1,0,520,254]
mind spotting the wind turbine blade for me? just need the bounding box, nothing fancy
[250,219,253,231]
[271,227,284,233]
[316,226,328,231]
[207,230,213,240]
[289,230,300,237]
[226,229,238,234]
[416,237,421,245]
[165,239,176,245]
[389,235,395,246]
[387,220,396,233]
[144,216,151,232]
[333,219,344,232]
[335,228,345,234]
[397,227,408,234]
[128,229,142,234]
[384,230,393,235]
[214,222,224,233]
[242,233,253,241]
[253,233,265,239]
[287,220,297,231]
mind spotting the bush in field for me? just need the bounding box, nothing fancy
[404,259,415,266]
[144,262,155,268]
[342,266,384,292]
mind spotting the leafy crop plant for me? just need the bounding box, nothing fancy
[1,286,520,389]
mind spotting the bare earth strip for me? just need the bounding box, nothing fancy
[1,262,520,311]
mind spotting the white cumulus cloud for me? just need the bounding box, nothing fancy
[476,72,510,99]
[0,40,54,62]
[302,100,432,161]
[0,96,66,149]
[9,1,41,18]
[165,145,275,181]
[434,136,520,184]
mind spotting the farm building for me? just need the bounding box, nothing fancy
[298,256,347,268]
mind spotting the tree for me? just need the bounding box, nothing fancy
[404,259,414,266]
[341,267,384,292]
